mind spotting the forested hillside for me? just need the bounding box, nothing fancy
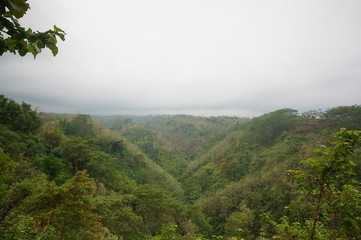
[1,94,361,239]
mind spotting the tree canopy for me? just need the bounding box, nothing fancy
[1,95,360,239]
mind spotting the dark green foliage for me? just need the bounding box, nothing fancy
[0,124,26,156]
[0,176,33,223]
[92,124,186,198]
[99,117,188,179]
[0,95,40,134]
[86,150,136,192]
[0,0,65,57]
[61,114,95,137]
[123,125,187,179]
[133,184,186,235]
[322,105,361,130]
[62,137,95,174]
[95,193,143,239]
[301,109,324,119]
[39,155,66,182]
[246,108,300,146]
[24,134,51,159]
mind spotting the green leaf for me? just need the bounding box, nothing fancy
[8,0,22,12]
[47,33,56,41]
[54,25,65,33]
[35,39,45,48]
[34,44,41,53]
[19,39,27,47]
[48,43,58,56]
[7,0,29,19]
[4,11,12,17]
[57,32,65,41]
[18,47,27,56]
[27,44,37,58]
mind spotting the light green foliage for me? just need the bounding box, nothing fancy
[192,131,311,237]
[97,110,359,239]
[224,203,254,240]
[184,131,254,201]
[150,223,212,240]
[0,0,65,57]
[0,213,57,240]
[0,149,16,169]
[44,128,63,148]
[125,115,242,161]
[150,224,183,240]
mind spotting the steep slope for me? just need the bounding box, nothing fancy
[1,96,211,239]
[96,116,188,180]
[41,113,185,198]
[129,115,246,161]
[182,107,361,238]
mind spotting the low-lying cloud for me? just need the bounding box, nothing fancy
[1,0,360,117]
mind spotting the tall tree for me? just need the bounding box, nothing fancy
[27,171,105,240]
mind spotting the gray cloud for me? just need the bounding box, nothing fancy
[1,0,361,117]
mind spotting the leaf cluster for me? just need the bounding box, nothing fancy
[0,0,65,57]
[273,129,361,239]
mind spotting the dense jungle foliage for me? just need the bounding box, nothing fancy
[1,94,360,239]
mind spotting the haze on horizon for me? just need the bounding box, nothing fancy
[1,0,361,117]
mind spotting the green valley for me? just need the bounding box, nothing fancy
[1,95,360,239]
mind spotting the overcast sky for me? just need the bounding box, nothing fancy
[1,0,360,117]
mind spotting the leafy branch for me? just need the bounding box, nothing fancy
[277,129,361,240]
[0,0,65,58]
